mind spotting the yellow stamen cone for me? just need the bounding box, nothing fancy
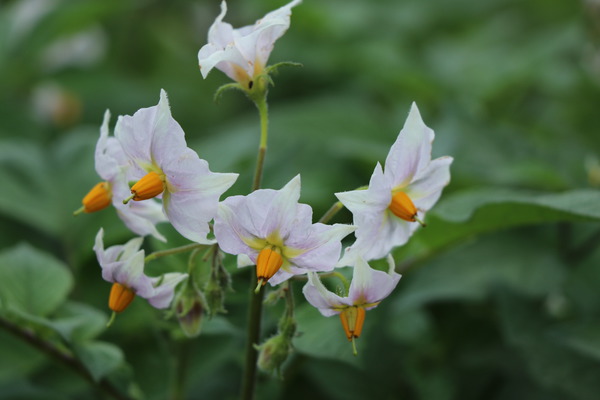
[108,282,135,313]
[256,247,283,285]
[127,171,165,203]
[388,191,418,222]
[75,182,111,215]
[339,306,366,341]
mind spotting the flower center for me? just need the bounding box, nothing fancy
[339,306,366,341]
[256,246,283,286]
[108,282,136,313]
[80,181,112,213]
[388,191,418,222]
[128,171,165,202]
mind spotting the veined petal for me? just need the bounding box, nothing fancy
[144,273,188,309]
[162,191,214,245]
[407,156,453,211]
[285,223,355,271]
[262,175,302,239]
[149,90,189,168]
[384,103,435,188]
[214,197,266,258]
[302,271,349,317]
[348,257,401,307]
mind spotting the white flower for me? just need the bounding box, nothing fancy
[198,0,301,87]
[115,89,238,244]
[93,228,187,312]
[303,255,401,353]
[336,103,452,263]
[93,110,168,241]
[214,175,355,286]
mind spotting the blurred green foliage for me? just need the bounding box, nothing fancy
[1,0,600,399]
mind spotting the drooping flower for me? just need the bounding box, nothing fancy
[198,0,301,89]
[214,175,355,287]
[303,255,401,354]
[116,89,238,244]
[93,228,187,313]
[336,103,453,263]
[75,110,168,241]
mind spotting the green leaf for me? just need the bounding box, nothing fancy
[394,233,565,311]
[44,302,108,342]
[73,341,124,382]
[0,243,73,317]
[397,188,600,261]
[293,303,362,365]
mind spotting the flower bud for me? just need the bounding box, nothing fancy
[174,281,208,338]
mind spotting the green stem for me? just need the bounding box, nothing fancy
[241,92,270,400]
[252,97,269,191]
[144,243,208,263]
[319,201,344,224]
[0,316,132,400]
[241,282,265,400]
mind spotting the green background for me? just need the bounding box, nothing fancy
[1,0,600,399]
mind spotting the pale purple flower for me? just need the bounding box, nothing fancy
[93,228,187,309]
[336,103,452,264]
[198,0,301,87]
[303,255,401,317]
[115,89,238,244]
[214,175,355,286]
[95,110,168,241]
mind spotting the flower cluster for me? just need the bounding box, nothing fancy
[81,0,452,368]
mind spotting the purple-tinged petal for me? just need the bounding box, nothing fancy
[198,43,251,81]
[348,257,401,307]
[384,103,435,188]
[407,156,453,211]
[261,175,302,239]
[145,273,188,309]
[94,110,120,180]
[302,272,349,317]
[215,197,262,258]
[286,223,355,271]
[149,90,189,168]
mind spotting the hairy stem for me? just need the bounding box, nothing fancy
[0,316,132,400]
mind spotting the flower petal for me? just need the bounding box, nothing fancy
[261,175,302,239]
[348,257,401,307]
[144,273,188,309]
[302,271,349,317]
[285,223,355,271]
[233,0,302,69]
[384,103,435,188]
[407,156,453,211]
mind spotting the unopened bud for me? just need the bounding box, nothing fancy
[174,281,208,338]
[256,331,294,377]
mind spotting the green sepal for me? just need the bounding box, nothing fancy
[214,82,245,103]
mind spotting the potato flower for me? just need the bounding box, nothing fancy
[336,103,452,263]
[198,0,301,88]
[302,256,401,354]
[117,90,238,244]
[93,228,187,313]
[214,175,355,288]
[75,110,168,241]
